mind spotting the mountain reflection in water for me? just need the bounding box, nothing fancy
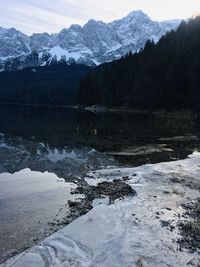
[0,106,199,178]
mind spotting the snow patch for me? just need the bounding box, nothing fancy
[159,135,199,142]
[49,46,82,61]
[107,144,173,156]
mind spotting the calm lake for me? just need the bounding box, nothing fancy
[0,105,200,263]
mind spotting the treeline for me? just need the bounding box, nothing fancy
[0,64,91,106]
[79,17,200,111]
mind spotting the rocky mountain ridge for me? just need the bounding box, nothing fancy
[0,10,181,71]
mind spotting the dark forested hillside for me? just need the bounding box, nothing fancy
[0,64,91,106]
[79,17,200,111]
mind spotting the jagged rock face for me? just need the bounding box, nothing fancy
[30,33,53,51]
[57,25,84,49]
[82,20,120,57]
[0,10,181,71]
[0,27,31,58]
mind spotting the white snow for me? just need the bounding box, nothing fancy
[47,46,93,63]
[159,135,199,141]
[106,144,173,157]
[1,152,200,267]
[0,52,27,61]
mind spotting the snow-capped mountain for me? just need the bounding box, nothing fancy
[0,10,181,71]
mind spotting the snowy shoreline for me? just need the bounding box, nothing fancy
[1,152,200,267]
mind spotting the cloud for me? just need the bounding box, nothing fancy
[0,0,200,34]
[0,0,90,34]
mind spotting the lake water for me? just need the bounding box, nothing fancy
[0,105,200,263]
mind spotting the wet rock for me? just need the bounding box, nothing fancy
[76,179,136,204]
[163,190,170,194]
[7,250,18,258]
[187,258,200,266]
[23,244,29,249]
[171,177,200,191]
[165,207,172,211]
[66,179,136,226]
[136,259,145,267]
[160,220,170,227]
[122,176,129,181]
[178,198,200,253]
[170,225,175,232]
[68,200,80,208]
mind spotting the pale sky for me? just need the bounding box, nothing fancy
[0,0,200,35]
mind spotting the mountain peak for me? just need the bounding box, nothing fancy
[111,10,151,26]
[125,10,151,21]
[85,19,105,26]
[127,10,147,16]
[68,24,82,31]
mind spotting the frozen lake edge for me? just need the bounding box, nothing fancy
[1,152,200,267]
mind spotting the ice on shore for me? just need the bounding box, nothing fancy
[159,134,199,142]
[1,152,200,267]
[106,144,173,157]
